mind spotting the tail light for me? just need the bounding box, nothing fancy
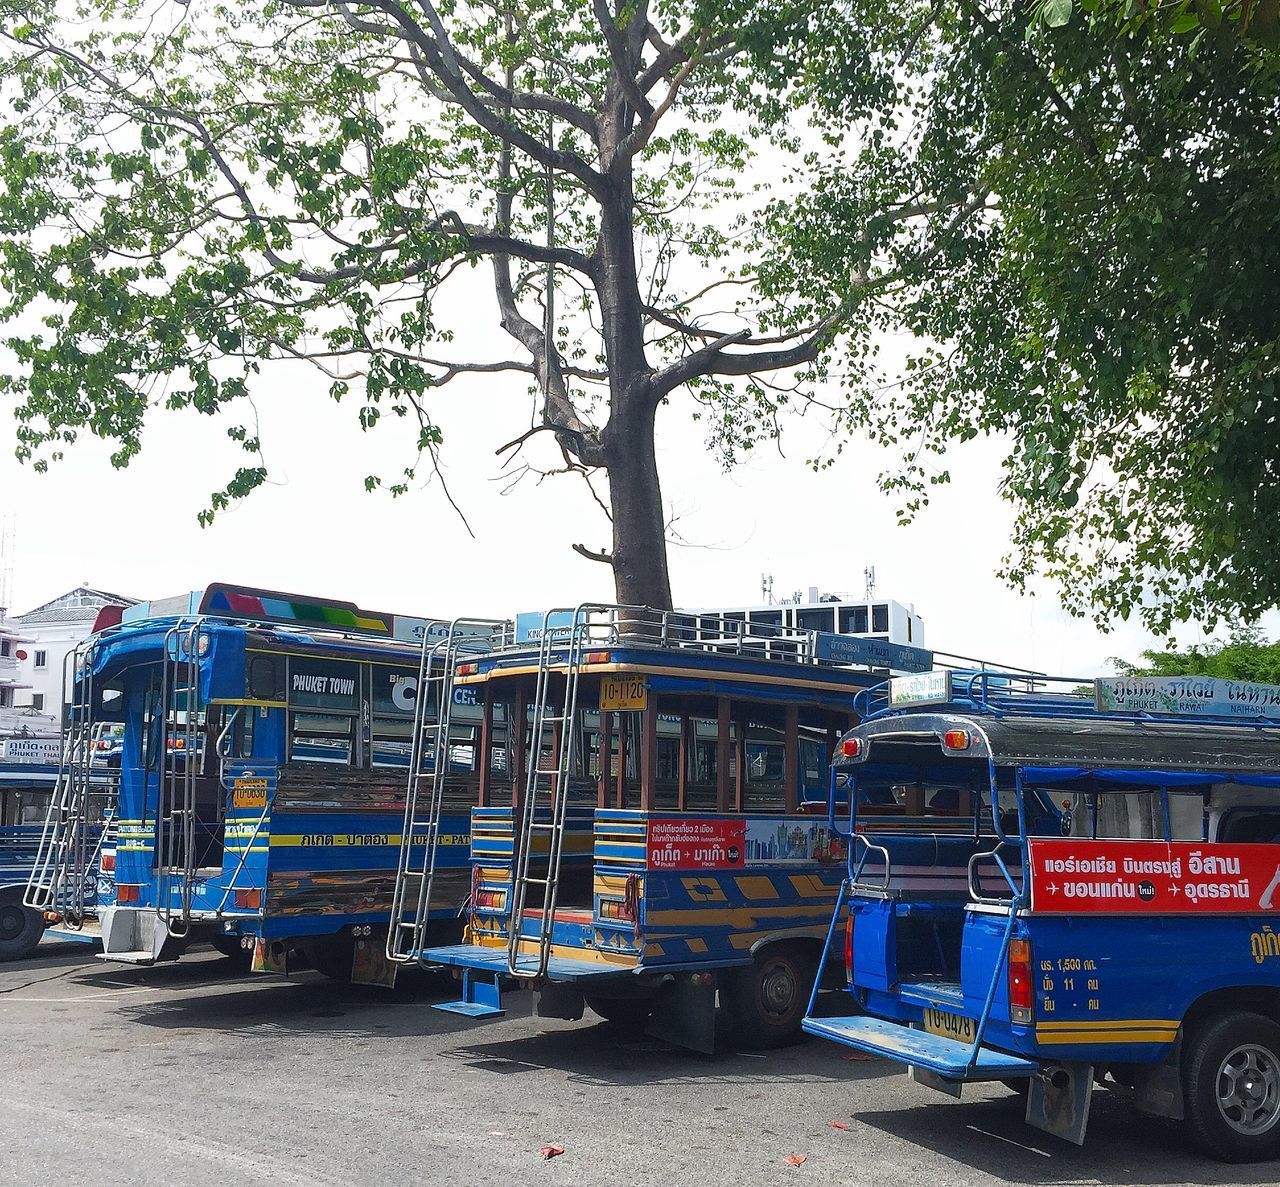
[844,911,855,984]
[99,851,115,873]
[457,662,479,676]
[840,737,862,758]
[117,884,140,904]
[474,889,504,910]
[234,889,262,909]
[584,651,611,664]
[1008,936,1033,1024]
[943,730,970,751]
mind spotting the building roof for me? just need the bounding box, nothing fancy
[13,586,139,627]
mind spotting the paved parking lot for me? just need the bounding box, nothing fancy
[0,940,1265,1186]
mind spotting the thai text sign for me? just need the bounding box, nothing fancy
[889,670,951,707]
[647,817,746,870]
[1095,675,1280,719]
[1028,839,1280,914]
[815,633,933,674]
[1,738,61,764]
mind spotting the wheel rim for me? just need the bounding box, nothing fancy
[0,904,25,944]
[759,957,799,1020]
[1216,1043,1280,1137]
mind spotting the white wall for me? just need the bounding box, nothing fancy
[13,621,90,715]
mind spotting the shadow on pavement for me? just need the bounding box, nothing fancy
[436,1020,902,1089]
[853,1087,1277,1186]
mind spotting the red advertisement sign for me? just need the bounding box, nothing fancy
[647,817,747,870]
[1028,839,1280,915]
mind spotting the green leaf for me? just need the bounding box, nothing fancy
[1170,12,1201,31]
[1042,0,1074,28]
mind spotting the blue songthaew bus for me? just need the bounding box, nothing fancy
[387,604,917,1052]
[26,583,505,982]
[805,672,1280,1162]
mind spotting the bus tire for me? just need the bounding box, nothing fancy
[0,896,44,962]
[209,935,252,968]
[723,942,816,1048]
[584,993,653,1033]
[1183,1011,1280,1163]
[309,937,355,981]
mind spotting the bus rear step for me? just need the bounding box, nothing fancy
[802,1015,1038,1081]
[97,949,157,966]
[437,968,505,1018]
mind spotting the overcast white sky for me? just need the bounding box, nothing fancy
[3,313,1266,678]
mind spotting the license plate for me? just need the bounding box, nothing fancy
[922,1007,976,1044]
[600,675,647,712]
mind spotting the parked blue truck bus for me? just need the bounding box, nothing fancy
[804,671,1280,1162]
[386,604,933,1052]
[3,732,115,959]
[2,756,66,959]
[26,583,504,981]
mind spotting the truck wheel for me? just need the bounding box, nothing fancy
[0,899,43,962]
[723,943,817,1048]
[584,993,654,1033]
[309,937,355,981]
[209,935,252,968]
[1184,1012,1280,1163]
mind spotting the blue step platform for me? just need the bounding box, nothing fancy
[803,1014,1038,1082]
[422,943,627,1019]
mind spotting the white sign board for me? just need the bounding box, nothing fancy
[1095,676,1280,719]
[888,670,952,708]
[2,737,62,764]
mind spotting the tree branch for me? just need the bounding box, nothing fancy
[573,542,615,564]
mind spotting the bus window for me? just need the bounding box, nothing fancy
[743,720,785,812]
[619,713,643,808]
[235,708,256,760]
[1219,810,1280,844]
[372,716,413,768]
[799,735,827,803]
[248,654,284,702]
[685,717,734,810]
[289,712,355,764]
[655,715,681,809]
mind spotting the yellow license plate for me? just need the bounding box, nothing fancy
[600,675,647,712]
[923,1007,976,1044]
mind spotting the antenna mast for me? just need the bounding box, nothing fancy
[864,565,876,601]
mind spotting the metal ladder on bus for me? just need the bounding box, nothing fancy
[387,618,510,966]
[24,640,100,926]
[506,604,622,979]
[154,619,204,944]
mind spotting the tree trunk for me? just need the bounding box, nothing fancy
[604,403,673,610]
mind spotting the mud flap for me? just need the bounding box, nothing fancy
[1026,1063,1093,1146]
[646,975,716,1054]
[252,937,288,975]
[352,935,398,988]
[910,1067,963,1098]
[536,981,585,1020]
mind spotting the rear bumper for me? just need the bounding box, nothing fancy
[802,1014,1038,1081]
[423,942,638,982]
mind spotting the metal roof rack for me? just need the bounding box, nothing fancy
[857,670,1280,729]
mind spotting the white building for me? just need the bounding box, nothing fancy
[687,585,925,648]
[9,587,138,720]
[0,610,55,738]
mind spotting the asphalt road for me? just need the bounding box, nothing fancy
[0,940,1263,1186]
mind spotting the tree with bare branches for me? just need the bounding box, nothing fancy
[0,0,990,608]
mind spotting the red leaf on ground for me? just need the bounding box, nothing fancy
[785,1155,808,1167]
[826,1121,850,1131]
[540,1145,565,1160]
